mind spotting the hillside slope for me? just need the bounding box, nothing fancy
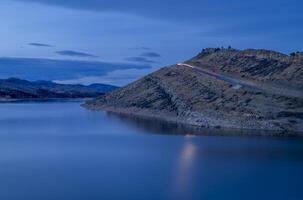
[85,48,303,134]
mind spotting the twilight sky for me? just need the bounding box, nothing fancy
[0,0,302,86]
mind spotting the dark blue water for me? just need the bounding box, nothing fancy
[0,101,302,200]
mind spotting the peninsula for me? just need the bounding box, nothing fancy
[85,48,303,134]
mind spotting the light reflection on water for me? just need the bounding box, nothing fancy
[172,139,197,200]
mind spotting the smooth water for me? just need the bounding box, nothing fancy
[0,101,302,200]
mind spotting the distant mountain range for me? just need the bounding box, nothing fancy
[0,78,118,100]
[85,48,303,134]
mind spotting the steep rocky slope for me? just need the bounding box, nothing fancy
[0,78,118,100]
[85,48,303,134]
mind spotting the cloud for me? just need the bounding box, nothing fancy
[0,57,150,81]
[202,18,303,38]
[28,43,54,47]
[125,51,160,64]
[141,52,161,58]
[13,0,302,24]
[54,67,156,86]
[55,50,98,58]
[125,57,155,63]
[13,0,208,22]
[130,46,151,50]
[4,0,301,65]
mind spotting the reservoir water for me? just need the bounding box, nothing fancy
[0,101,302,200]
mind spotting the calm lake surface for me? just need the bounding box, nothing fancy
[0,101,302,200]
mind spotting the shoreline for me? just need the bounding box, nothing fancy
[83,103,303,137]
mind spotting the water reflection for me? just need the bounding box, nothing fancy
[106,111,297,136]
[181,140,197,160]
[106,112,191,135]
[0,102,303,200]
[171,138,197,199]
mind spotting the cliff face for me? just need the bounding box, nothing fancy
[85,48,303,134]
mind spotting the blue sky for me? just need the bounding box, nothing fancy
[0,0,302,86]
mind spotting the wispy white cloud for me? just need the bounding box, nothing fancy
[55,50,98,58]
[125,57,155,63]
[141,52,161,58]
[28,42,54,47]
[0,57,150,81]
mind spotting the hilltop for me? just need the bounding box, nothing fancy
[84,48,303,134]
[0,78,118,101]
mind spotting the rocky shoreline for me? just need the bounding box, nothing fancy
[83,103,302,136]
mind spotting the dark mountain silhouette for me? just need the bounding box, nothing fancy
[0,78,118,100]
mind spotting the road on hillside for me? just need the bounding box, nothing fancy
[177,63,302,97]
[177,63,260,90]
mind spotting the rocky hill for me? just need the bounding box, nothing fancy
[0,78,118,100]
[190,48,303,92]
[84,48,303,134]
